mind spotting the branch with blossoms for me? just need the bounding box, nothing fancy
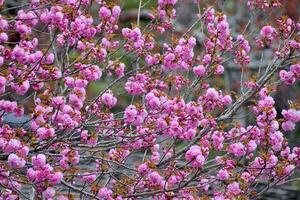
[0,0,299,199]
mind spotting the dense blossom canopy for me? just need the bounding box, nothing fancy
[0,0,299,199]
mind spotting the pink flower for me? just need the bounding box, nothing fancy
[185,145,205,168]
[77,41,86,51]
[96,48,107,61]
[146,54,160,65]
[0,32,8,43]
[184,128,196,140]
[0,76,7,94]
[227,182,241,195]
[202,54,211,65]
[156,117,167,129]
[31,154,46,167]
[282,121,295,131]
[0,18,8,30]
[0,138,7,150]
[4,139,21,153]
[188,37,196,47]
[0,100,17,113]
[8,153,26,168]
[221,95,232,106]
[138,163,149,175]
[125,73,149,95]
[85,65,102,81]
[12,46,26,60]
[145,92,160,109]
[51,96,65,107]
[87,136,98,146]
[98,187,112,199]
[99,6,111,20]
[237,34,251,52]
[60,157,69,169]
[215,64,224,75]
[270,131,284,151]
[193,65,206,77]
[15,80,30,95]
[163,53,176,69]
[217,169,230,180]
[81,173,96,183]
[284,164,295,175]
[112,6,121,18]
[27,168,37,181]
[212,131,224,150]
[64,77,75,87]
[101,90,117,108]
[16,23,32,36]
[151,144,160,152]
[122,28,131,37]
[290,64,300,79]
[43,187,55,199]
[198,178,210,192]
[148,171,163,186]
[130,28,142,41]
[75,79,88,88]
[279,70,296,85]
[13,105,24,117]
[260,25,275,38]
[18,146,29,157]
[217,20,230,38]
[267,155,278,167]
[168,175,179,186]
[241,172,255,182]
[150,151,160,164]
[228,142,246,157]
[115,63,125,77]
[247,140,257,152]
[36,127,55,140]
[282,109,300,123]
[124,105,147,126]
[48,171,63,185]
[30,0,40,4]
[81,130,88,140]
[45,53,54,64]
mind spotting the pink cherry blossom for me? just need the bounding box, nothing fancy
[8,154,26,168]
[42,187,55,199]
[227,182,241,195]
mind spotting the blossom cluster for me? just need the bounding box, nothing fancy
[0,0,298,199]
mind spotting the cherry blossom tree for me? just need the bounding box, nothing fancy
[0,0,299,199]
